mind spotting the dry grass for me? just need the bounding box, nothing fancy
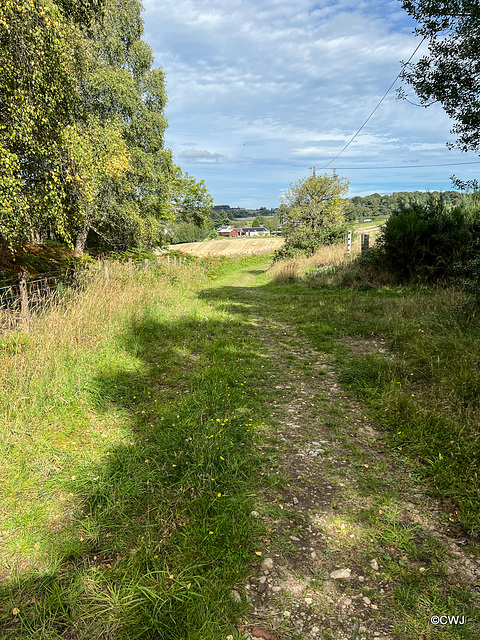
[0,260,201,491]
[169,236,284,256]
[268,244,355,284]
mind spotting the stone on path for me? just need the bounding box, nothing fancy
[230,590,241,603]
[330,568,351,579]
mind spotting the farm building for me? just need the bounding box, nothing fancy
[217,226,239,237]
[217,226,270,237]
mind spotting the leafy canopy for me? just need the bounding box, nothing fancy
[0,0,212,254]
[0,0,101,247]
[399,0,480,153]
[73,0,212,252]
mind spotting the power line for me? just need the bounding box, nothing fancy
[333,161,480,170]
[321,37,426,169]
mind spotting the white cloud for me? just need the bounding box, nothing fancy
[178,149,225,162]
[142,0,478,205]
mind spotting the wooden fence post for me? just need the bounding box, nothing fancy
[361,234,370,253]
[144,259,149,270]
[174,256,177,267]
[104,260,109,283]
[19,270,29,330]
[128,258,133,278]
[70,264,78,292]
[167,255,170,265]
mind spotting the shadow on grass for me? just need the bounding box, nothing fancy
[0,286,279,639]
[3,273,479,639]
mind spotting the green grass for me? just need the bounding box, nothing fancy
[0,256,272,639]
[2,248,480,639]
[261,275,480,536]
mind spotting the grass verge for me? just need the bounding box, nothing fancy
[0,256,271,639]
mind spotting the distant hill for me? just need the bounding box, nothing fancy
[214,191,463,223]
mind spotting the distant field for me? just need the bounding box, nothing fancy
[349,220,385,246]
[169,222,384,257]
[169,237,285,256]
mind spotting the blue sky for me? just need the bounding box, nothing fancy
[142,0,480,208]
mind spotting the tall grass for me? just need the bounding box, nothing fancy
[0,257,270,639]
[268,243,352,283]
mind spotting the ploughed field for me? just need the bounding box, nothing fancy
[169,237,284,256]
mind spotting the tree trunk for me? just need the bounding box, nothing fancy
[75,217,91,255]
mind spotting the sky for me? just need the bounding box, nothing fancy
[142,0,480,208]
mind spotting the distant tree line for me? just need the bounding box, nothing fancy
[169,190,467,245]
[343,191,462,221]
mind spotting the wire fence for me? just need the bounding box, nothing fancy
[0,250,274,334]
[0,255,182,334]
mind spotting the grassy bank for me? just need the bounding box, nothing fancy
[0,256,272,639]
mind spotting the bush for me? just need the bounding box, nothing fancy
[375,192,480,282]
[454,240,480,300]
[168,221,208,244]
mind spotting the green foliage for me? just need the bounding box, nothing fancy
[74,0,213,253]
[0,0,212,255]
[454,240,480,300]
[210,210,231,227]
[0,0,102,248]
[399,1,480,153]
[169,222,208,244]
[72,0,172,252]
[374,192,480,281]
[274,169,349,259]
[343,191,461,222]
[252,216,267,227]
[211,206,235,223]
[170,168,213,227]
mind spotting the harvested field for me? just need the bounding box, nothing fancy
[169,237,284,256]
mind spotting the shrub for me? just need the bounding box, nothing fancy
[454,240,480,301]
[375,192,480,282]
